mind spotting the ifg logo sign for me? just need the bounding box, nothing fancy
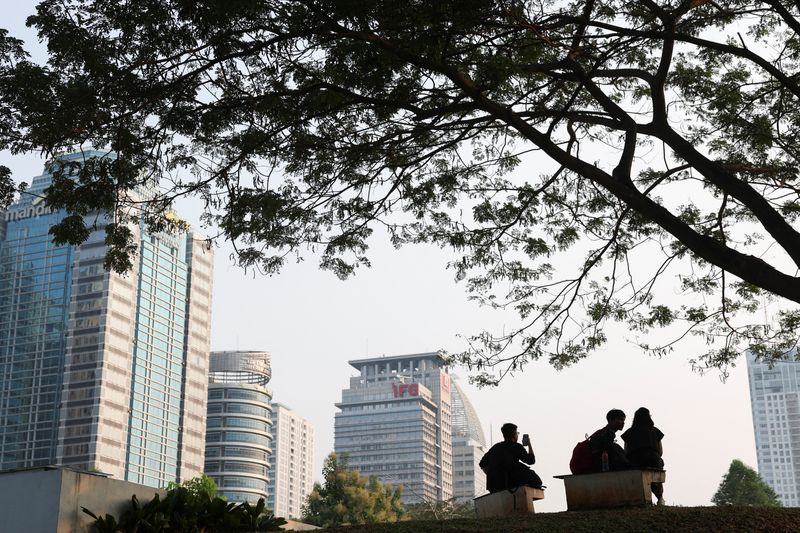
[392,383,419,398]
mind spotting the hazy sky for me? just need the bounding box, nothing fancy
[2,3,763,512]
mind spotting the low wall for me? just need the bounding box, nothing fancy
[0,467,163,533]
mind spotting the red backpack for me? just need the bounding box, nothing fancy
[569,436,593,474]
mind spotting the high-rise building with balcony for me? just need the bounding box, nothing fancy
[334,352,454,504]
[747,351,800,506]
[266,403,314,518]
[204,351,273,503]
[450,377,487,500]
[0,151,214,487]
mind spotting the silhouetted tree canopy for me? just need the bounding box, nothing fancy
[3,1,800,379]
[712,459,781,507]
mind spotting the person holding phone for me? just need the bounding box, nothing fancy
[478,422,543,493]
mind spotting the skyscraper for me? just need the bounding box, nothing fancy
[204,351,273,503]
[334,352,453,504]
[267,403,315,518]
[0,151,213,487]
[450,377,487,500]
[746,351,800,506]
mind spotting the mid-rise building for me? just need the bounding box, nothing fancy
[0,151,213,487]
[747,351,800,506]
[334,352,454,504]
[266,403,315,518]
[204,351,273,503]
[450,377,487,500]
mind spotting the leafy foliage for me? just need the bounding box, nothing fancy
[404,498,476,521]
[712,459,781,507]
[5,1,800,376]
[0,29,32,210]
[301,453,405,527]
[165,473,218,500]
[82,475,287,532]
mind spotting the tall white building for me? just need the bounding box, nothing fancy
[746,351,800,506]
[334,352,454,504]
[0,151,214,487]
[267,403,315,519]
[450,377,487,500]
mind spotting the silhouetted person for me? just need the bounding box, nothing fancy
[479,422,543,492]
[621,407,665,505]
[589,409,630,472]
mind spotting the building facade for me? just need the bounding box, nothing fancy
[266,403,315,518]
[747,352,800,506]
[0,151,213,488]
[450,378,487,500]
[334,352,453,504]
[204,351,273,503]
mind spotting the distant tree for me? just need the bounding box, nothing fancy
[166,472,219,500]
[9,2,800,376]
[405,498,475,521]
[301,453,405,527]
[712,459,781,507]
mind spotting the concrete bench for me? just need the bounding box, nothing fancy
[554,469,665,511]
[473,486,545,518]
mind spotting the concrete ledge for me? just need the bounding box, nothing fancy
[281,519,320,530]
[0,467,164,532]
[554,469,665,511]
[473,486,545,518]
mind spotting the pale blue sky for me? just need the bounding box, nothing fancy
[1,3,761,511]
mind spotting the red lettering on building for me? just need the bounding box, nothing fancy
[392,383,419,398]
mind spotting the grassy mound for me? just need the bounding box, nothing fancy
[324,506,800,532]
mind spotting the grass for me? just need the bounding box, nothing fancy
[322,506,800,532]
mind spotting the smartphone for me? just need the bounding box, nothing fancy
[522,433,530,446]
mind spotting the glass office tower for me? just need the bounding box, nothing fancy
[334,352,454,504]
[204,351,273,503]
[0,151,213,487]
[0,162,74,468]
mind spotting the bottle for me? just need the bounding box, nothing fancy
[601,451,609,472]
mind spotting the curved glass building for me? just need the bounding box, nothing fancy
[450,377,487,500]
[451,379,487,448]
[204,351,272,503]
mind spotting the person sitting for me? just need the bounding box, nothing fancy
[621,407,665,505]
[589,409,630,472]
[479,422,543,492]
